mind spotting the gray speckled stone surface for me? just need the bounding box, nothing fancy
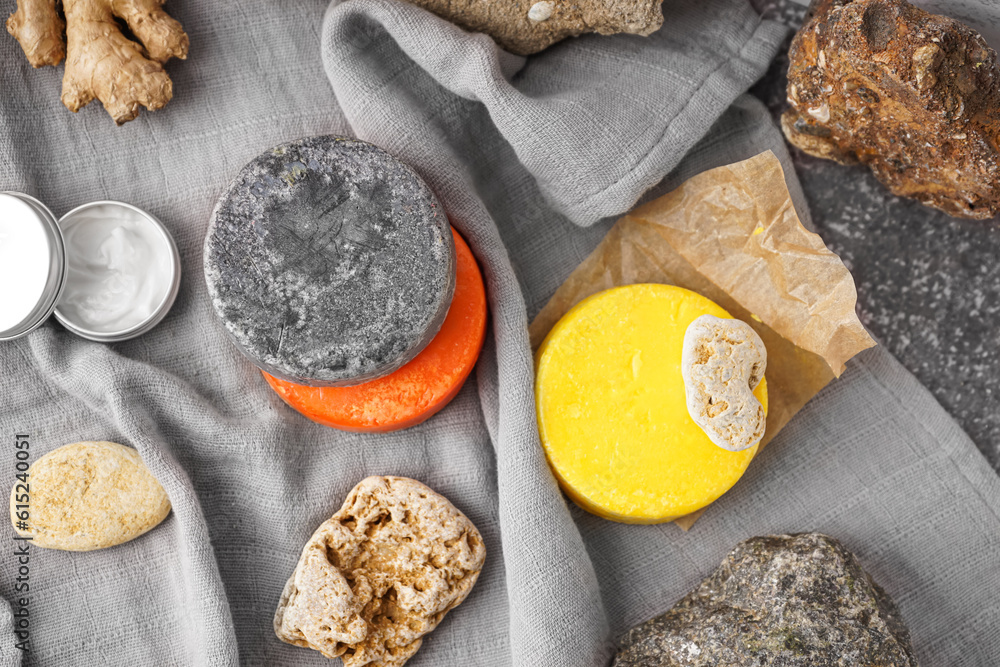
[751,0,1000,470]
[204,136,455,386]
[613,533,917,667]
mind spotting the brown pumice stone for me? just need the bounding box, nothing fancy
[274,476,486,667]
[782,0,1000,220]
[401,0,664,56]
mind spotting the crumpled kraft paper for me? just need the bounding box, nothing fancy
[529,150,876,529]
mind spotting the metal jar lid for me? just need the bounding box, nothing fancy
[0,192,67,341]
[0,192,181,343]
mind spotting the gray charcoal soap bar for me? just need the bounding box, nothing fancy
[614,533,918,667]
[204,136,455,386]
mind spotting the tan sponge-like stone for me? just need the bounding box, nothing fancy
[274,476,486,667]
[9,440,171,551]
[682,315,767,452]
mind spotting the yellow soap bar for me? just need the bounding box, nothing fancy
[535,284,767,524]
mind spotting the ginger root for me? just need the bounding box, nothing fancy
[6,0,189,124]
[6,0,64,66]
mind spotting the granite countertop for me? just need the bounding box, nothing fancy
[750,0,1000,470]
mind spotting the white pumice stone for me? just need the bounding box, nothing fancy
[681,315,767,452]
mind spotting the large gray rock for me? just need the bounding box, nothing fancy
[204,136,455,386]
[614,533,918,666]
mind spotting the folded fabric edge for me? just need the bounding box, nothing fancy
[562,17,791,226]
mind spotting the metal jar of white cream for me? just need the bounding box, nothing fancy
[55,202,179,340]
[0,193,181,342]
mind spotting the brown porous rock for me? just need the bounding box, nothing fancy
[402,0,664,55]
[274,476,486,667]
[783,0,1000,219]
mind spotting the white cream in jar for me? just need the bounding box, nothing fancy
[56,203,175,335]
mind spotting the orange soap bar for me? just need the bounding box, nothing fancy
[264,227,487,433]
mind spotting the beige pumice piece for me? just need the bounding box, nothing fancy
[9,440,171,551]
[274,476,486,667]
[682,315,767,452]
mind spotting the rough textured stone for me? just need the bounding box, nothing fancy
[402,0,664,56]
[205,136,455,387]
[9,441,171,551]
[613,533,918,666]
[782,0,1000,219]
[274,476,486,667]
[681,315,767,452]
[751,0,1000,475]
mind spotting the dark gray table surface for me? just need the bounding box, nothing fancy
[749,0,1000,470]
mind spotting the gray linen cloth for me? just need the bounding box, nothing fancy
[1,0,998,665]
